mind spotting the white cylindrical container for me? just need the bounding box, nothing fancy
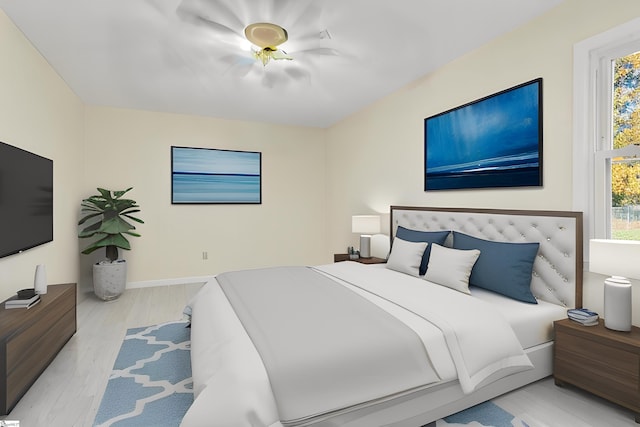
[34,264,47,295]
[360,235,371,258]
[604,276,632,332]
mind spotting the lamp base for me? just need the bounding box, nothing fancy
[604,276,632,332]
[359,235,371,258]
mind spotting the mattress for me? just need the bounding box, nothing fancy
[471,285,567,349]
[360,264,568,350]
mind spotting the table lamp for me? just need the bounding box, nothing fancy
[352,215,380,258]
[589,239,640,331]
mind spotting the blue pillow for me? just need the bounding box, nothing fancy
[452,231,539,304]
[395,227,450,275]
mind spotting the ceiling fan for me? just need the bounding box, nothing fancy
[174,0,339,75]
[244,22,292,66]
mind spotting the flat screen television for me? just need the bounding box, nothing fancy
[0,141,53,258]
[424,78,543,191]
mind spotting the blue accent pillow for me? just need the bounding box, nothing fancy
[452,231,539,304]
[395,227,450,275]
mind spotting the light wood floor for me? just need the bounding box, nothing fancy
[2,283,203,427]
[1,284,637,427]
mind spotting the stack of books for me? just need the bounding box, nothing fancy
[5,293,41,309]
[567,308,599,326]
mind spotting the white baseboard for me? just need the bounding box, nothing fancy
[127,275,214,289]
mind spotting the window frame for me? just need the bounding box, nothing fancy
[573,17,640,263]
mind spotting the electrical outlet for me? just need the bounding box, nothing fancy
[202,251,208,260]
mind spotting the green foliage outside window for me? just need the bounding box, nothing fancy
[611,51,640,240]
[612,51,640,207]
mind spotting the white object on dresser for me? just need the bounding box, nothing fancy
[603,276,632,331]
[34,264,47,295]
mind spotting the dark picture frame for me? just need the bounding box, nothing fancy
[424,78,543,191]
[171,146,262,204]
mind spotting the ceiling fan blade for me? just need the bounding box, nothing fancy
[284,67,311,83]
[176,5,239,36]
[176,0,246,36]
[271,49,293,61]
[285,0,325,30]
[219,54,255,77]
[293,28,332,44]
[261,71,289,89]
[143,0,169,19]
[294,47,340,57]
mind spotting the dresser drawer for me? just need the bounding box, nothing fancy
[5,292,75,373]
[5,308,76,409]
[556,332,639,384]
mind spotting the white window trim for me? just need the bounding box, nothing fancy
[573,17,640,262]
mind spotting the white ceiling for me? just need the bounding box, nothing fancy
[0,0,563,128]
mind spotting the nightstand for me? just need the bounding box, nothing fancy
[553,318,640,423]
[333,254,386,264]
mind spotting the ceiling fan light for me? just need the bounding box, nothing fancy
[253,47,293,67]
[245,23,288,49]
[254,49,272,66]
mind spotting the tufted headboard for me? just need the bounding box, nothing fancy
[390,206,583,308]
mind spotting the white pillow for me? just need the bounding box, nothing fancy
[423,243,480,294]
[385,237,428,277]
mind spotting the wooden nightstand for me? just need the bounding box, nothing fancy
[553,318,640,423]
[333,254,386,264]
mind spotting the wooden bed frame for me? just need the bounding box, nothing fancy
[312,206,584,427]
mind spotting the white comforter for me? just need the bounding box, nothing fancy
[181,262,532,427]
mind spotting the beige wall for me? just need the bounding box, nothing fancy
[325,0,640,253]
[0,10,85,302]
[3,1,640,300]
[80,107,328,293]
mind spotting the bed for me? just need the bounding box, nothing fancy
[181,206,583,427]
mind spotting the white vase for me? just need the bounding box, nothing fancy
[604,276,632,331]
[34,264,47,294]
[93,260,127,301]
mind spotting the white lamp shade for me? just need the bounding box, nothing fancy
[351,215,381,235]
[590,239,640,279]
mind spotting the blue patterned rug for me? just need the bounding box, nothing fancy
[94,320,524,427]
[423,401,529,426]
[93,321,193,427]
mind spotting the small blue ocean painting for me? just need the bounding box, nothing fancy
[425,79,541,191]
[171,147,261,204]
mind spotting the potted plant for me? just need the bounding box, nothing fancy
[78,187,143,300]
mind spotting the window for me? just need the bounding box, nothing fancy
[596,49,640,240]
[573,18,640,251]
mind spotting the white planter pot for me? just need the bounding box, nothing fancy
[93,260,127,301]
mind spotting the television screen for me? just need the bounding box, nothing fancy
[0,142,53,258]
[424,78,543,191]
[171,146,262,204]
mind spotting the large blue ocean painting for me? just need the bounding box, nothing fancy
[425,79,542,190]
[172,147,261,204]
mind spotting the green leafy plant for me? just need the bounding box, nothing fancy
[78,188,144,262]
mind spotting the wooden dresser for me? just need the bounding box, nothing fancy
[554,318,640,423]
[0,283,77,415]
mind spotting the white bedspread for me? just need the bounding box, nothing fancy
[181,262,533,427]
[317,262,533,393]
